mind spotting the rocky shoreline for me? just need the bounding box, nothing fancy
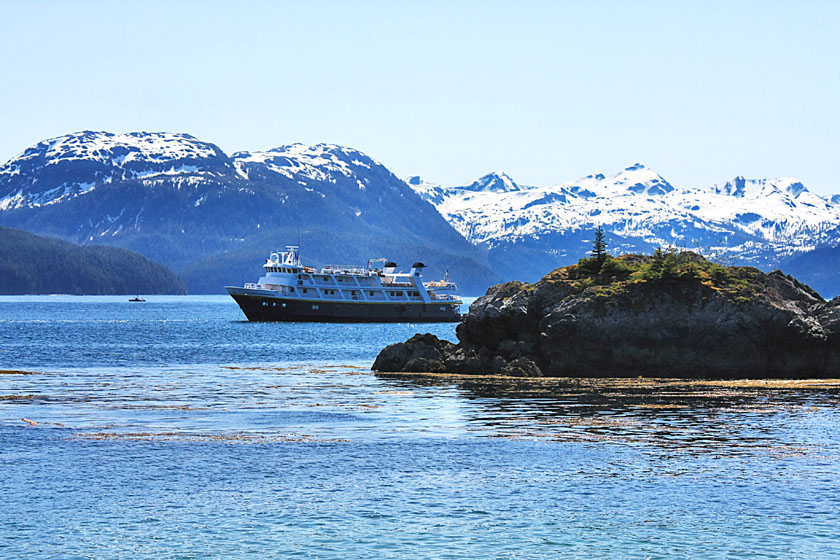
[373,252,840,379]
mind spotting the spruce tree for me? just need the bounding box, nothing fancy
[591,225,608,265]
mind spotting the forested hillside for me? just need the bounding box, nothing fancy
[0,226,186,294]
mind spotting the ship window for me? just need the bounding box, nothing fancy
[290,287,295,292]
[312,304,319,310]
[301,288,306,294]
[282,303,286,308]
[262,301,268,307]
[272,302,276,307]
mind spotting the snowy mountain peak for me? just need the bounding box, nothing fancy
[464,171,520,193]
[0,131,232,210]
[231,143,382,184]
[708,176,811,200]
[559,164,674,197]
[2,131,225,173]
[405,176,440,189]
[408,162,840,275]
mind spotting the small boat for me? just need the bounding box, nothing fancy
[128,296,145,302]
[226,246,462,322]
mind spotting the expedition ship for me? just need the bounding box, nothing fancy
[226,246,462,322]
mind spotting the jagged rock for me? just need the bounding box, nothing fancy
[373,253,840,378]
[371,333,455,373]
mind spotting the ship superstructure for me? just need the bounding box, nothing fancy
[225,246,462,322]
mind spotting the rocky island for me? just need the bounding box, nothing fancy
[373,250,840,378]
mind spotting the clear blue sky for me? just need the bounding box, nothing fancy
[2,1,838,193]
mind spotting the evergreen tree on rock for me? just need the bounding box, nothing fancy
[591,225,608,265]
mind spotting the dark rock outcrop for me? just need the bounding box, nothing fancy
[374,253,840,378]
[372,333,455,374]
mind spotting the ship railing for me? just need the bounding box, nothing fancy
[322,265,367,275]
[424,281,458,291]
[430,292,461,301]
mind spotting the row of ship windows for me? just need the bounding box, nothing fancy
[294,288,420,297]
[260,301,449,312]
[269,270,384,286]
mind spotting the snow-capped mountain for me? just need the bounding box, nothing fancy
[233,143,380,186]
[409,164,840,282]
[4,131,838,294]
[0,131,498,294]
[0,131,233,211]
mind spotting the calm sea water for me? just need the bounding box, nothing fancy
[1,295,839,558]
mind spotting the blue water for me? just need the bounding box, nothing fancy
[2,296,840,558]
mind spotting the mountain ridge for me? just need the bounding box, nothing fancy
[0,131,499,295]
[408,164,840,289]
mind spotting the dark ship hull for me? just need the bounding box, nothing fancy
[228,290,461,323]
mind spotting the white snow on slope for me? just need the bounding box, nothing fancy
[232,143,380,183]
[6,131,219,170]
[0,131,224,209]
[408,165,840,260]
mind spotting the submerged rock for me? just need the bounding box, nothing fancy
[373,252,840,378]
